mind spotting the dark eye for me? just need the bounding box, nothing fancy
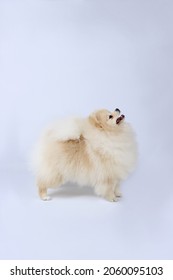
[109,115,113,119]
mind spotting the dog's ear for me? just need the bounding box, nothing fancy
[89,113,103,129]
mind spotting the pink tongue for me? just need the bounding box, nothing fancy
[116,114,125,124]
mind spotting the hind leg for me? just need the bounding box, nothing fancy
[37,175,63,201]
[37,180,51,201]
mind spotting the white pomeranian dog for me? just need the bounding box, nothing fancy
[32,108,137,202]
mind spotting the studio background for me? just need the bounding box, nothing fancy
[0,0,173,259]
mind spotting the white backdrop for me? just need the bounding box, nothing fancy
[0,0,173,259]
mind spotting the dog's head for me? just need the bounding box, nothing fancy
[89,108,125,131]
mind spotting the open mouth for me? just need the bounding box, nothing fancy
[116,114,125,124]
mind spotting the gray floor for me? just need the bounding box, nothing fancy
[0,153,172,259]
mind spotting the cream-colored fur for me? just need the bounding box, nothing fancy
[32,109,137,202]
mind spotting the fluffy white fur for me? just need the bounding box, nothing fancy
[32,109,137,202]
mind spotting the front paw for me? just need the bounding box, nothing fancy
[115,191,122,198]
[105,193,118,202]
[42,195,52,201]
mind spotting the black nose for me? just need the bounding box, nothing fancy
[115,108,120,113]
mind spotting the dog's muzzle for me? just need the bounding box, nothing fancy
[116,114,125,124]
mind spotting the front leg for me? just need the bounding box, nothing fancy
[114,182,122,199]
[95,183,118,202]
